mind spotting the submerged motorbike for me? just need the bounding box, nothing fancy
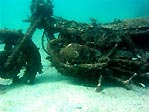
[0,0,148,91]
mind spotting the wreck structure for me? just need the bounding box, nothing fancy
[0,0,148,91]
[45,16,149,91]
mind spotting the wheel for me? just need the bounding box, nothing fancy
[0,29,42,84]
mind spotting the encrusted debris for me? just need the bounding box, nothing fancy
[0,0,148,91]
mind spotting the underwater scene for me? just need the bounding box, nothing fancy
[0,0,149,112]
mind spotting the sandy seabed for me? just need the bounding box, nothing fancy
[0,34,149,112]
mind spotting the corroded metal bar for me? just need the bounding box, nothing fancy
[4,17,42,70]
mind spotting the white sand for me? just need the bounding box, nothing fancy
[0,32,149,112]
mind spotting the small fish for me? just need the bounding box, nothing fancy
[139,83,146,88]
